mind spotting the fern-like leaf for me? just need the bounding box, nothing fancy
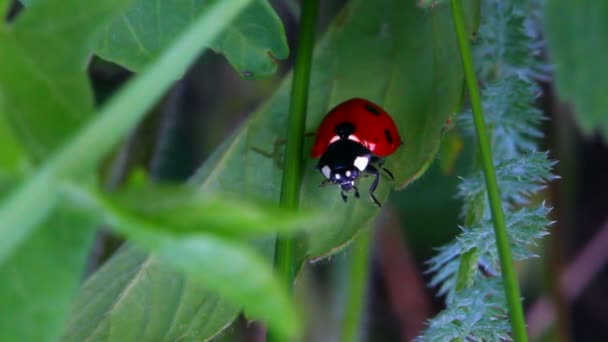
[419,0,555,340]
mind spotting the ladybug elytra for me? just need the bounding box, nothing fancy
[311,98,402,206]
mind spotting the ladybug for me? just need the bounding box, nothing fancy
[311,98,402,206]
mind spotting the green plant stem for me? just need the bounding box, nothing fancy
[341,230,372,342]
[450,1,528,341]
[270,1,318,340]
[0,0,252,265]
[273,0,319,289]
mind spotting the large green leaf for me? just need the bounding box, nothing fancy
[545,1,608,141]
[0,208,97,342]
[63,245,240,342]
[2,0,129,163]
[0,1,252,263]
[94,0,288,77]
[61,186,305,338]
[0,1,130,341]
[193,0,479,258]
[0,113,26,174]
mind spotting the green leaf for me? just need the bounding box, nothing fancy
[0,0,129,268]
[0,0,253,265]
[455,248,479,292]
[192,0,480,258]
[0,0,9,23]
[63,245,240,342]
[0,113,27,174]
[0,2,128,340]
[2,0,129,163]
[62,182,302,340]
[0,207,97,342]
[152,237,299,340]
[3,1,286,340]
[0,0,130,269]
[545,1,608,140]
[95,0,288,78]
[76,183,323,238]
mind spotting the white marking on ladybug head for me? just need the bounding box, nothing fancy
[345,170,352,177]
[321,165,331,179]
[329,135,340,144]
[353,156,369,171]
[348,135,361,143]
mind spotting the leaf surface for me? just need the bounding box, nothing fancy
[4,0,128,162]
[0,207,97,342]
[0,1,130,341]
[63,245,240,342]
[60,182,301,339]
[545,1,608,140]
[95,0,288,77]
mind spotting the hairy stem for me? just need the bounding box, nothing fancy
[341,229,373,342]
[270,0,319,340]
[450,0,528,341]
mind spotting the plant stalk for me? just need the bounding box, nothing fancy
[450,0,528,341]
[273,0,319,290]
[0,0,252,265]
[340,229,372,342]
[270,0,318,340]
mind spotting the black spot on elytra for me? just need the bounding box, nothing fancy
[364,104,381,116]
[384,129,393,144]
[335,121,356,138]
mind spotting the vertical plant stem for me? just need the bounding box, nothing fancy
[270,0,318,340]
[450,1,528,341]
[341,230,372,342]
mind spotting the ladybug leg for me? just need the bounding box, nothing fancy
[371,157,394,181]
[381,167,394,180]
[340,190,348,203]
[353,185,361,199]
[319,179,331,187]
[365,165,382,207]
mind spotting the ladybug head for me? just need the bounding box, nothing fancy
[321,165,361,191]
[317,139,371,191]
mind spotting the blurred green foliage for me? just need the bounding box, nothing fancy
[545,0,608,142]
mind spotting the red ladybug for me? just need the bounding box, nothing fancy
[311,98,402,206]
